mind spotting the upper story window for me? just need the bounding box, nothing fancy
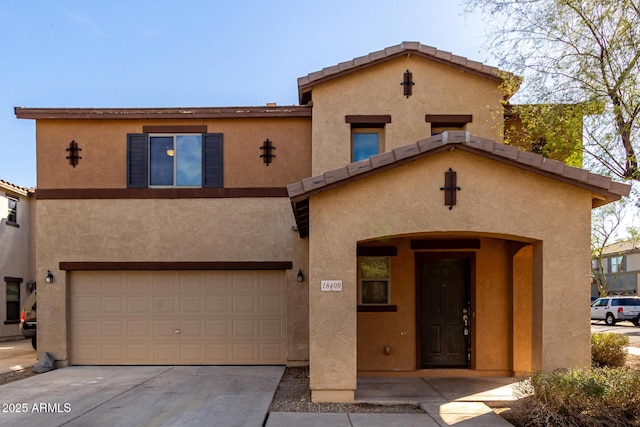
[150,135,202,187]
[127,132,223,189]
[352,130,383,162]
[345,115,391,163]
[6,195,18,226]
[610,256,625,273]
[426,114,472,136]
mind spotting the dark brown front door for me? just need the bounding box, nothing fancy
[417,254,471,368]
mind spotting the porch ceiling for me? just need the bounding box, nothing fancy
[287,131,631,238]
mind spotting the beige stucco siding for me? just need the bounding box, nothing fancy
[35,198,308,364]
[35,117,311,189]
[308,149,592,397]
[309,56,505,175]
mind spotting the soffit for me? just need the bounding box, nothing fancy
[288,131,631,237]
[297,41,518,104]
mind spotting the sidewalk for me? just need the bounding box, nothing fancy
[266,376,518,426]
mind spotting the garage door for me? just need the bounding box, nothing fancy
[70,270,286,365]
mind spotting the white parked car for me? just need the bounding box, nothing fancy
[590,296,640,326]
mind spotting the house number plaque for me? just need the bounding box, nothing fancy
[321,280,343,291]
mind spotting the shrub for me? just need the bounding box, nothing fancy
[508,367,640,426]
[592,332,629,367]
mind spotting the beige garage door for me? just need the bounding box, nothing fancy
[70,270,286,365]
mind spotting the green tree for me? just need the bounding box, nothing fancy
[466,0,640,181]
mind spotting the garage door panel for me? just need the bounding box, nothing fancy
[127,296,152,314]
[206,319,230,337]
[71,270,286,365]
[206,295,230,314]
[259,295,285,314]
[128,320,150,337]
[126,272,153,294]
[102,320,125,337]
[179,320,202,336]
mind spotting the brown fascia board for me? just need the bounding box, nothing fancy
[14,106,312,120]
[288,132,631,208]
[298,42,515,103]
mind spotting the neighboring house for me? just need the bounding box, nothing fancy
[15,42,630,403]
[0,179,35,339]
[592,240,640,297]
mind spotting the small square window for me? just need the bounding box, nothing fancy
[352,130,383,162]
[359,257,390,305]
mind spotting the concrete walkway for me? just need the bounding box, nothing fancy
[267,376,518,426]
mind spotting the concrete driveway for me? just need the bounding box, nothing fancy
[0,365,284,427]
[0,338,37,374]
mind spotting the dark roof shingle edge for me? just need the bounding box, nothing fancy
[297,41,516,103]
[288,131,631,204]
[0,179,34,196]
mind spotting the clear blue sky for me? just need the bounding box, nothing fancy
[0,0,492,188]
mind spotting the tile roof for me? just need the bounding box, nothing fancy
[0,179,34,196]
[297,41,517,104]
[288,131,631,237]
[602,240,640,255]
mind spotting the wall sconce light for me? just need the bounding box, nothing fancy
[65,140,82,167]
[259,138,276,166]
[45,270,54,283]
[297,269,304,282]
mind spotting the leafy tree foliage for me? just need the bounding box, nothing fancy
[466,0,640,181]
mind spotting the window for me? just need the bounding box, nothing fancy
[127,133,223,188]
[425,115,472,136]
[6,196,18,225]
[345,115,391,162]
[359,257,390,304]
[352,130,382,162]
[610,256,625,273]
[5,279,20,323]
[150,135,202,186]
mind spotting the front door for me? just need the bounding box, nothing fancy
[417,254,471,368]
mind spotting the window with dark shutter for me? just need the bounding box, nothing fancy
[126,132,223,188]
[127,134,149,188]
[203,133,223,188]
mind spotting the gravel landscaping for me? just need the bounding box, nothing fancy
[268,365,424,414]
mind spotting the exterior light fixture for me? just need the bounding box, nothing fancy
[45,270,54,283]
[65,140,82,167]
[297,270,304,282]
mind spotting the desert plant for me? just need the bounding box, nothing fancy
[508,367,640,426]
[592,332,629,367]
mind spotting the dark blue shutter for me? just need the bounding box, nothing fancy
[203,133,223,188]
[127,134,148,188]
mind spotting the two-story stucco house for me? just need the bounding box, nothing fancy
[592,240,640,297]
[0,179,35,339]
[16,42,630,403]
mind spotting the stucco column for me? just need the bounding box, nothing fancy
[308,199,357,403]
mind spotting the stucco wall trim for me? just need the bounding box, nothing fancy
[36,188,289,199]
[59,261,293,271]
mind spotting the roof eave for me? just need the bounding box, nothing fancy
[14,106,312,120]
